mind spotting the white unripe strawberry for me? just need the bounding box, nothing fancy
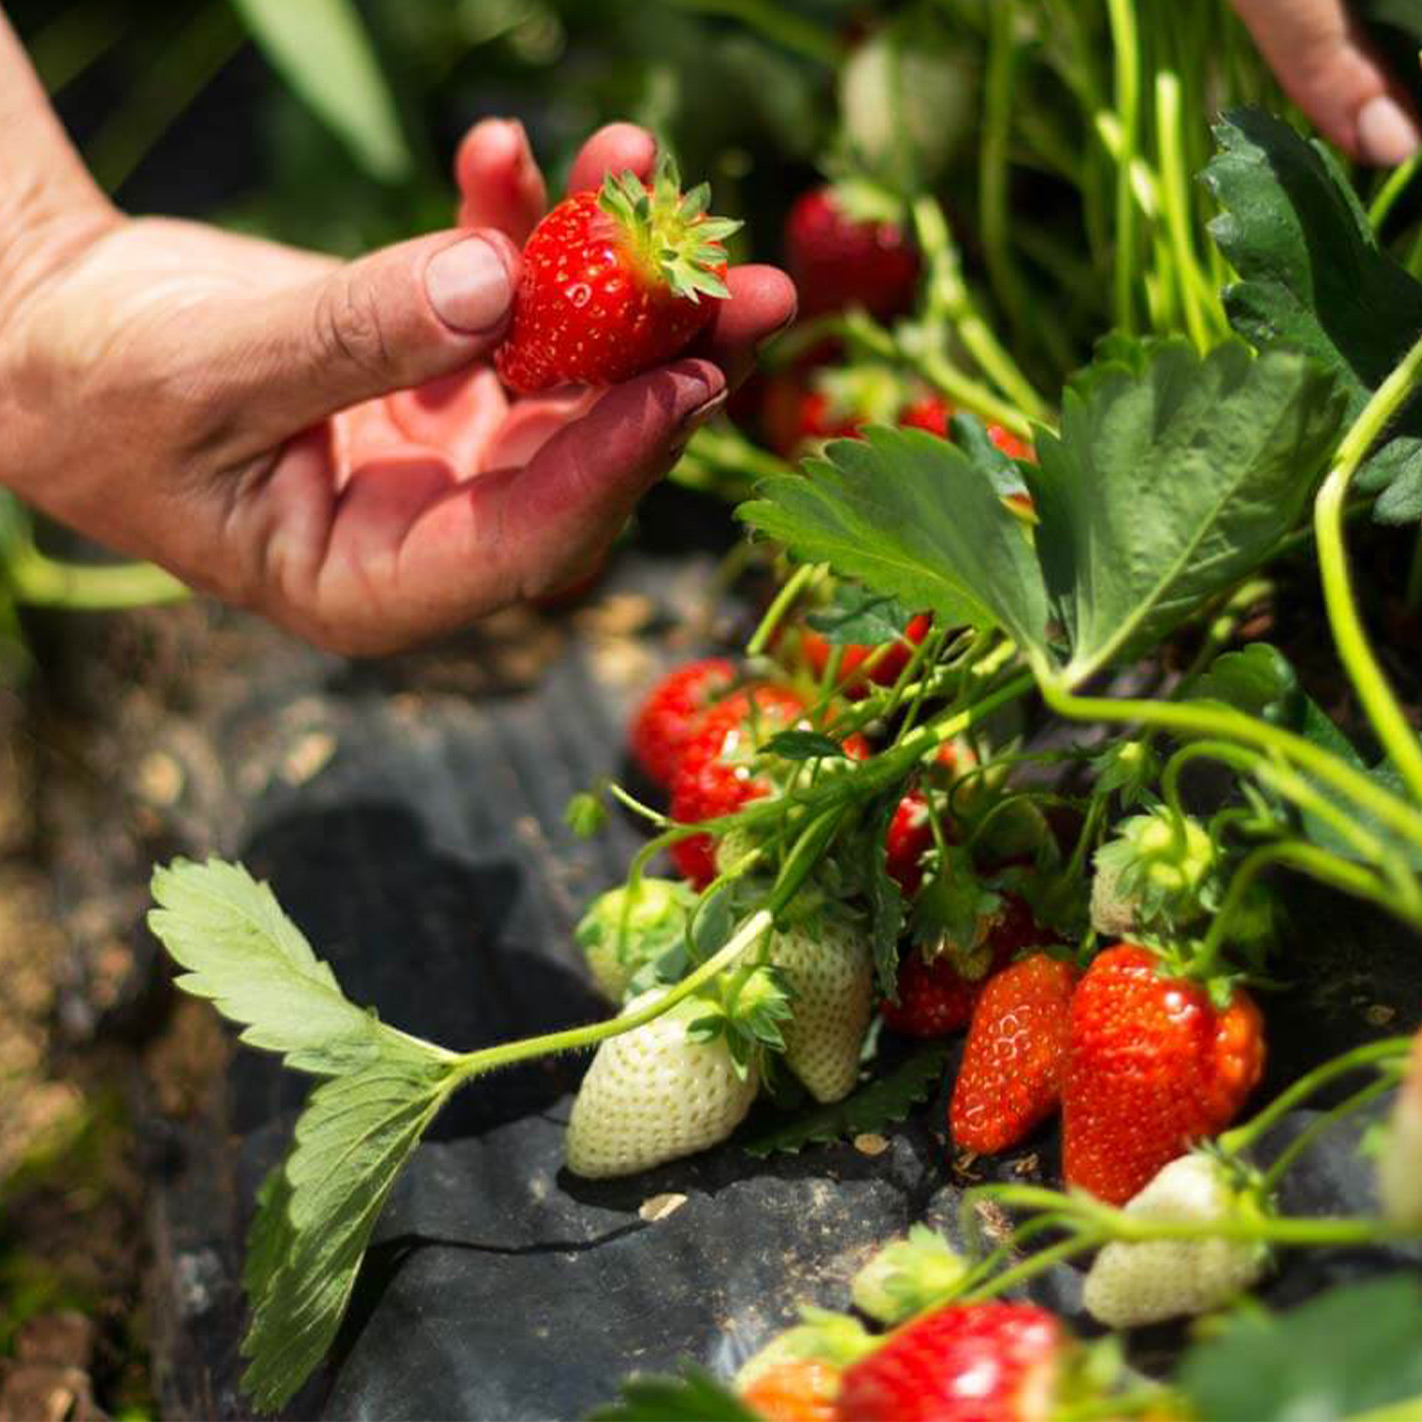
[770,913,873,1103]
[1083,1154,1270,1327]
[565,989,758,1178]
[1379,1033,1422,1226]
[850,1225,967,1324]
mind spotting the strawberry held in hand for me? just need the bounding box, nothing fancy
[496,153,739,392]
[1062,944,1265,1205]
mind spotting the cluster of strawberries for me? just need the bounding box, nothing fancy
[628,641,1266,1210]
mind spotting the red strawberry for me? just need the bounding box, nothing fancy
[1062,944,1266,1205]
[762,378,865,458]
[950,953,1078,1155]
[668,685,808,887]
[629,657,737,789]
[987,424,1032,461]
[884,790,934,897]
[802,612,932,697]
[881,944,996,1038]
[496,155,737,392]
[883,743,966,896]
[900,395,952,437]
[786,187,920,320]
[834,1301,1065,1422]
[743,1359,840,1422]
[882,893,1044,1038]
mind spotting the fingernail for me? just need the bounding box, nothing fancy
[426,236,512,334]
[1359,95,1422,166]
[679,388,727,435]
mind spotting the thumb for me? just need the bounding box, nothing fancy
[224,229,520,443]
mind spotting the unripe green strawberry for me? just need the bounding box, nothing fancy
[1380,1032,1422,1226]
[771,912,874,1103]
[737,1309,874,1391]
[1090,811,1216,937]
[565,989,758,1177]
[850,1225,968,1325]
[575,878,696,1002]
[1082,1154,1270,1327]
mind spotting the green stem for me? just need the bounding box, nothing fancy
[1222,1037,1410,1153]
[747,563,818,657]
[1315,331,1422,807]
[845,313,1037,438]
[1039,678,1422,853]
[686,424,796,485]
[1369,148,1422,231]
[449,908,774,1080]
[7,547,188,609]
[1105,0,1142,334]
[1155,69,1210,350]
[910,198,1049,422]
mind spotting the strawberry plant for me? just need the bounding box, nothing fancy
[139,3,1422,1415]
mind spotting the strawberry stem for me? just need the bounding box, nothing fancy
[1220,1037,1411,1154]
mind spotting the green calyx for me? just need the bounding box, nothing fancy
[598,151,741,302]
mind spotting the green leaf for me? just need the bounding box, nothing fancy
[148,858,435,1075]
[240,1055,450,1411]
[1176,1278,1422,1421]
[740,427,1051,653]
[1204,109,1422,434]
[741,1043,950,1156]
[229,0,412,182]
[949,413,1031,501]
[1358,436,1422,526]
[763,730,851,762]
[1190,644,1357,758]
[148,857,461,1411]
[1035,340,1344,684]
[742,344,1340,690]
[591,1366,759,1422]
[807,583,914,646]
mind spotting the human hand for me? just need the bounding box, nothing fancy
[0,119,794,653]
[1230,0,1421,164]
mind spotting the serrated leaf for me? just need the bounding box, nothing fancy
[1176,1278,1422,1422]
[148,858,408,1074]
[592,1366,759,1422]
[230,0,412,182]
[1035,340,1344,684]
[763,729,850,762]
[1204,109,1422,434]
[807,583,914,646]
[740,427,1050,652]
[1358,436,1422,526]
[240,1055,449,1411]
[1190,644,1361,762]
[741,1043,949,1156]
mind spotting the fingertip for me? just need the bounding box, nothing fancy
[455,117,546,242]
[698,265,799,388]
[1358,93,1422,166]
[567,122,658,193]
